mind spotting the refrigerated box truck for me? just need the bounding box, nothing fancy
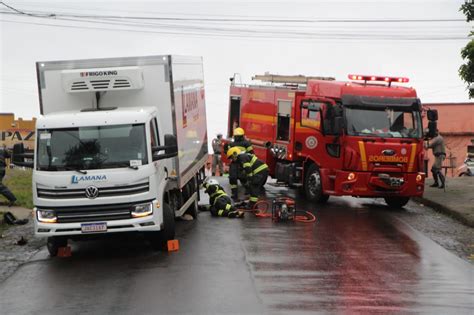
[33,55,208,255]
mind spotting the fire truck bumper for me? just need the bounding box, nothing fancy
[333,170,425,197]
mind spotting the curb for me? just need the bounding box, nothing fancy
[413,197,474,228]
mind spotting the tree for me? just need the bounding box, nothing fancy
[459,1,474,98]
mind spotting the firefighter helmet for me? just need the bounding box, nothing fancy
[233,127,245,136]
[206,178,219,186]
[203,178,219,193]
[226,146,241,159]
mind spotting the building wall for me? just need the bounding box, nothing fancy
[422,103,474,177]
[0,113,36,150]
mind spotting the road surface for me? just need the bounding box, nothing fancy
[0,181,472,314]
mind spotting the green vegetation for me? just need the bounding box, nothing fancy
[459,1,474,98]
[2,168,33,209]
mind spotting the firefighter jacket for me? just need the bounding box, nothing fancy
[428,135,446,157]
[236,153,268,178]
[230,136,254,154]
[205,184,227,205]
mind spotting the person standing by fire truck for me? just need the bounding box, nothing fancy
[227,147,268,208]
[211,133,224,176]
[426,130,446,189]
[227,128,254,200]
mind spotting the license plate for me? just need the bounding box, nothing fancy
[81,222,107,233]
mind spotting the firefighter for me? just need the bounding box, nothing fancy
[0,146,17,207]
[227,147,268,209]
[211,133,224,176]
[202,179,244,218]
[227,127,254,200]
[426,130,446,189]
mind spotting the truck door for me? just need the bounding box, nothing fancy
[228,96,241,137]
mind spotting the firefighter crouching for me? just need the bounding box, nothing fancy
[203,179,244,218]
[227,127,254,200]
[226,147,268,209]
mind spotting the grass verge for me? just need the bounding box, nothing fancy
[2,168,33,209]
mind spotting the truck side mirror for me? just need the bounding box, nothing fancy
[333,116,344,135]
[152,134,178,161]
[163,134,178,155]
[427,109,438,121]
[426,121,437,138]
[11,143,34,168]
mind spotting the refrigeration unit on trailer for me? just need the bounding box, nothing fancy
[34,55,208,255]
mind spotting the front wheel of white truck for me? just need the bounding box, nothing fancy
[47,236,68,257]
[147,202,175,250]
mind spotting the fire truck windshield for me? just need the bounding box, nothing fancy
[345,107,422,139]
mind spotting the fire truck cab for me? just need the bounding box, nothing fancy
[227,74,431,208]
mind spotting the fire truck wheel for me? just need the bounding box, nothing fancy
[304,164,329,204]
[384,196,410,208]
[147,202,176,250]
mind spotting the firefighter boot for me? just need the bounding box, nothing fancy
[438,172,445,189]
[430,171,439,187]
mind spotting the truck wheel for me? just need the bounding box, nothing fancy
[185,198,198,219]
[148,202,175,250]
[46,236,67,257]
[384,197,410,208]
[304,164,329,204]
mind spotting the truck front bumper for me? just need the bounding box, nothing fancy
[333,171,425,197]
[34,199,163,237]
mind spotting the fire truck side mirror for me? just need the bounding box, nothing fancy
[333,117,344,135]
[427,109,438,121]
[426,121,437,138]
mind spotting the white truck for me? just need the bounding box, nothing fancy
[33,55,208,255]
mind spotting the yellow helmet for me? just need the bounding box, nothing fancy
[233,127,245,136]
[226,146,241,159]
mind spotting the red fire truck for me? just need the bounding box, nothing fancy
[226,73,437,208]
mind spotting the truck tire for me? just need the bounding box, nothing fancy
[185,198,198,219]
[148,202,175,250]
[304,164,329,204]
[384,196,410,208]
[47,236,67,257]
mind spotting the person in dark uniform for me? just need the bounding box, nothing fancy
[0,146,17,206]
[202,179,244,218]
[227,127,254,200]
[226,147,268,209]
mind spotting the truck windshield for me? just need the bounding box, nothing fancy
[345,107,422,138]
[37,124,148,171]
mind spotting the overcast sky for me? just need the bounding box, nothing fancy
[0,0,472,141]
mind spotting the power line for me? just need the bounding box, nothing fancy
[0,2,467,23]
[1,18,468,41]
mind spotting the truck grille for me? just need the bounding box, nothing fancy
[42,202,150,223]
[37,181,149,199]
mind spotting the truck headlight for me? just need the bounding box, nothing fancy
[37,209,57,223]
[132,203,153,218]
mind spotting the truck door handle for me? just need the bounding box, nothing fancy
[362,138,376,143]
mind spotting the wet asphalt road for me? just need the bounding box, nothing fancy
[0,181,473,314]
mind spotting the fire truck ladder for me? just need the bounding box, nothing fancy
[252,73,335,84]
